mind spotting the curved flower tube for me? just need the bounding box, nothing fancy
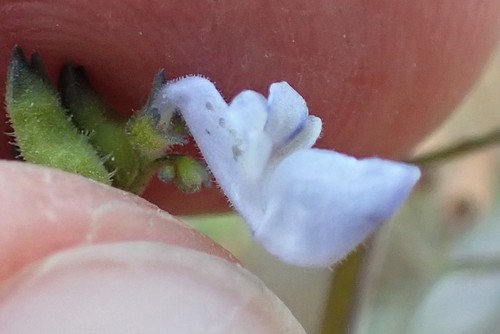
[155,76,420,267]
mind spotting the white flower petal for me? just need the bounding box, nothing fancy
[254,149,421,267]
[157,76,421,268]
[227,91,273,180]
[228,90,268,134]
[271,116,322,159]
[159,76,272,217]
[160,76,242,196]
[265,82,309,147]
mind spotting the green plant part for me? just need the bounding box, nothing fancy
[158,163,176,183]
[126,71,187,161]
[173,155,210,193]
[409,128,500,165]
[5,46,111,185]
[5,46,211,195]
[58,64,140,190]
[124,71,195,194]
[126,114,171,161]
[158,155,210,193]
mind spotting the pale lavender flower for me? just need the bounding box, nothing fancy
[155,76,420,267]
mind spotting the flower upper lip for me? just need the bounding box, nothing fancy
[157,76,420,267]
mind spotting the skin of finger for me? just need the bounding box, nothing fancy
[1,0,500,215]
[1,0,499,158]
[0,242,306,333]
[0,160,237,284]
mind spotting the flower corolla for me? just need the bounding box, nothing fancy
[155,76,420,267]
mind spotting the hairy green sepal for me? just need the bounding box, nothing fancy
[6,47,111,184]
[58,64,140,190]
[5,47,211,195]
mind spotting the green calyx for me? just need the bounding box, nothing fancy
[58,64,140,190]
[6,47,111,185]
[126,70,187,161]
[4,46,210,195]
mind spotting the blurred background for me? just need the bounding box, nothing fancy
[183,44,500,334]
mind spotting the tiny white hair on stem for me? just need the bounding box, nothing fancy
[155,75,420,267]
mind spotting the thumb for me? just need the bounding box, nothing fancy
[0,242,305,333]
[0,161,305,333]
